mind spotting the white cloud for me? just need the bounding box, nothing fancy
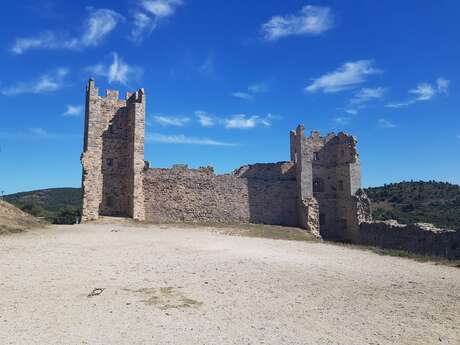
[131,12,155,41]
[344,109,358,115]
[333,117,351,125]
[349,87,386,105]
[153,115,190,126]
[1,68,69,96]
[146,133,236,146]
[63,105,84,117]
[10,9,123,54]
[262,5,334,41]
[141,0,183,17]
[378,118,397,129]
[132,0,183,41]
[232,92,253,101]
[409,83,435,101]
[194,112,276,129]
[81,9,124,47]
[86,53,143,86]
[195,111,215,127]
[386,78,449,108]
[305,60,382,93]
[225,114,272,129]
[436,78,450,95]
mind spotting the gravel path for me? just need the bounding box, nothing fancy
[0,224,459,345]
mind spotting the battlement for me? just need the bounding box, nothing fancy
[86,78,145,104]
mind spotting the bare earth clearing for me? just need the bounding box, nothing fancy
[0,224,459,345]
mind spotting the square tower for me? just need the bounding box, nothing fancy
[80,79,145,222]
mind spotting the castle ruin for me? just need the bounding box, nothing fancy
[80,79,372,241]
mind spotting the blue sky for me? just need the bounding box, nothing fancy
[0,0,459,194]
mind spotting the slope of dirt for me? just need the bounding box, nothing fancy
[0,200,46,234]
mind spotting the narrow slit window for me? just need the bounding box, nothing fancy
[107,158,113,167]
[313,152,320,161]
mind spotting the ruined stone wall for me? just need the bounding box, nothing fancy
[81,79,145,221]
[143,163,298,226]
[359,221,460,259]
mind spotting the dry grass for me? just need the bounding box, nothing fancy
[0,200,46,235]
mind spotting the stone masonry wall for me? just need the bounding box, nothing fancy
[359,221,460,259]
[143,163,298,226]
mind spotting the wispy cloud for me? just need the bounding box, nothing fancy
[437,78,450,95]
[153,115,190,127]
[224,114,273,129]
[248,82,270,94]
[386,78,449,108]
[198,53,216,77]
[232,92,254,101]
[378,118,397,129]
[63,105,84,117]
[131,0,183,41]
[86,53,143,86]
[0,128,80,141]
[1,68,69,96]
[194,112,276,129]
[349,87,386,105]
[305,60,382,93]
[333,117,351,126]
[233,82,270,101]
[11,9,123,54]
[146,133,237,146]
[195,111,215,127]
[262,5,334,41]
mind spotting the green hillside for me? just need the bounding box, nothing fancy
[364,181,460,229]
[4,188,81,224]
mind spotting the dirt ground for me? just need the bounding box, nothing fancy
[0,223,459,345]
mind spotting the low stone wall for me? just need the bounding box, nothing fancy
[359,221,460,259]
[143,163,298,226]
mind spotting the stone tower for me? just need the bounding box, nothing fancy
[80,79,145,222]
[291,125,371,241]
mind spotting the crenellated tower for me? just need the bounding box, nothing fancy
[290,125,371,241]
[80,79,145,222]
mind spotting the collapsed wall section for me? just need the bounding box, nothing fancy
[359,221,460,259]
[143,163,298,226]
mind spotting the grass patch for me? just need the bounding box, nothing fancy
[369,247,460,267]
[156,221,319,243]
[336,242,460,268]
[0,225,25,235]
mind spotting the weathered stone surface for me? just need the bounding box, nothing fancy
[143,163,298,226]
[359,221,460,259]
[299,197,320,238]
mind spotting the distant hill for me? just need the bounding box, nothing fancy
[364,181,460,229]
[4,188,81,224]
[4,182,460,229]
